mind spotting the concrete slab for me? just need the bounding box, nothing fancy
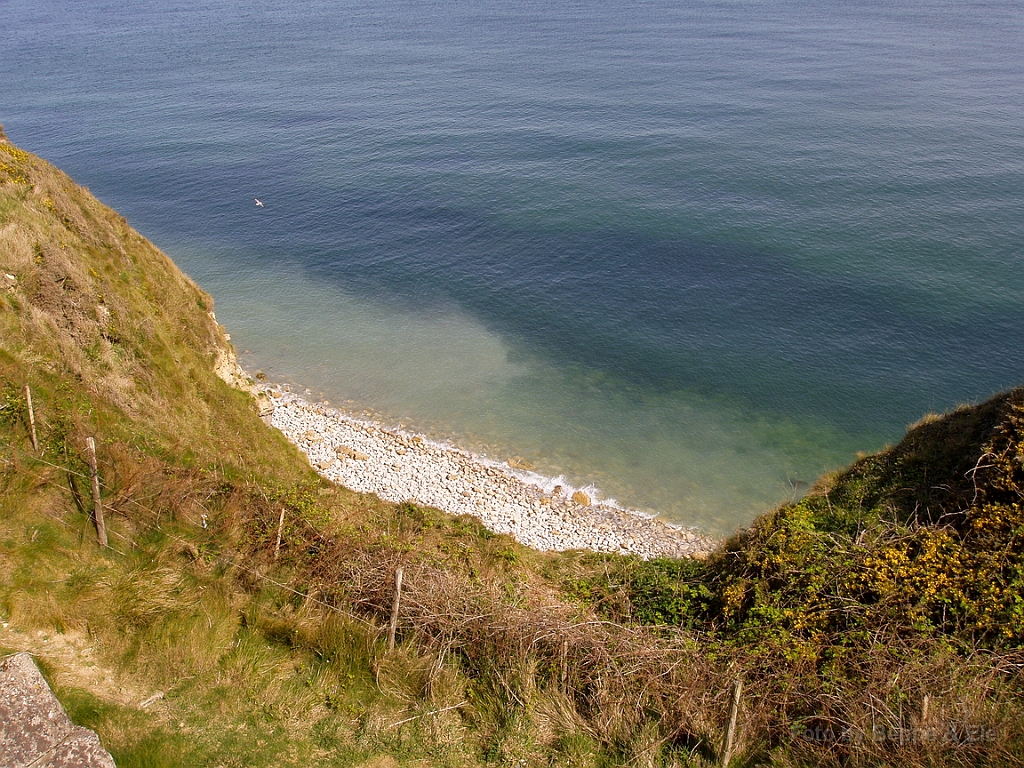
[0,652,116,768]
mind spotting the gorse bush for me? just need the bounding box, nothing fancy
[699,389,1024,649]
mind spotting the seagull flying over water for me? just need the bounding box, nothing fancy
[254,198,264,207]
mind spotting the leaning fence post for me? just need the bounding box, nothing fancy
[388,567,404,650]
[274,509,286,560]
[24,384,39,452]
[721,679,743,766]
[85,437,108,548]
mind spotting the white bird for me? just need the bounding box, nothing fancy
[254,198,264,207]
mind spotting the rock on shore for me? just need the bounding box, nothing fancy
[261,386,713,559]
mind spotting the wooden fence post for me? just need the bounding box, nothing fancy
[721,679,743,767]
[24,384,39,453]
[388,567,404,650]
[560,639,569,688]
[85,437,108,548]
[274,509,286,560]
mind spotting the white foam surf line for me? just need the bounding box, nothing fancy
[257,382,714,559]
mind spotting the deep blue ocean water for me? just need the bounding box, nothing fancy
[3,1,1023,534]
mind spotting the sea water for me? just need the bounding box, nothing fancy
[3,0,1023,535]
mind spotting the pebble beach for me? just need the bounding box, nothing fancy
[259,385,714,559]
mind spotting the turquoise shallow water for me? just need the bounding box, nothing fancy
[3,0,1023,535]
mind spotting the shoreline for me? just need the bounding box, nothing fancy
[257,382,715,559]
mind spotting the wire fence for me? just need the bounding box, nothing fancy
[1,436,379,629]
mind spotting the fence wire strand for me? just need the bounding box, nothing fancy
[2,441,377,629]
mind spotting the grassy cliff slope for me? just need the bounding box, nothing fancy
[2,130,1021,767]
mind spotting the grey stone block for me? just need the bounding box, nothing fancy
[0,652,116,768]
